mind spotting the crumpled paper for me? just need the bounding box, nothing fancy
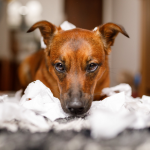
[0,91,52,132]
[60,21,76,31]
[89,85,150,139]
[1,80,150,139]
[20,80,69,121]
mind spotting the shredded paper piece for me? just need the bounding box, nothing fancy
[1,80,150,139]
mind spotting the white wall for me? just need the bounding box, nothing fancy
[103,0,142,86]
[102,0,113,23]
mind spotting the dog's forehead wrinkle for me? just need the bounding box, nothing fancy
[69,38,84,51]
[58,40,91,62]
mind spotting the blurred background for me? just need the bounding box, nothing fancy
[0,0,149,97]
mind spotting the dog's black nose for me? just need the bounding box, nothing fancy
[67,101,84,115]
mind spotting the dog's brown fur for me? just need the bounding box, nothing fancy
[18,21,129,115]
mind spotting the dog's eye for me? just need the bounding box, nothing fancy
[87,63,98,72]
[55,63,65,72]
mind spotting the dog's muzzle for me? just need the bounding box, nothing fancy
[61,90,92,116]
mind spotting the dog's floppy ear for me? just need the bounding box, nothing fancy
[95,23,129,55]
[27,20,58,45]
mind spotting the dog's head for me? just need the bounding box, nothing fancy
[27,21,129,116]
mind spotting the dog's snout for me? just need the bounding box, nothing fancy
[67,100,84,115]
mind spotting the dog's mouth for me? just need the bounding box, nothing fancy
[67,111,87,117]
[64,108,90,118]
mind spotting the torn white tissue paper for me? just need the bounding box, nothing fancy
[0,96,51,132]
[1,80,150,139]
[90,110,136,139]
[89,84,150,139]
[53,118,90,132]
[91,92,126,113]
[60,21,76,31]
[102,83,132,97]
[20,80,69,121]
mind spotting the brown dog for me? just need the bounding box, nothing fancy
[18,21,129,115]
